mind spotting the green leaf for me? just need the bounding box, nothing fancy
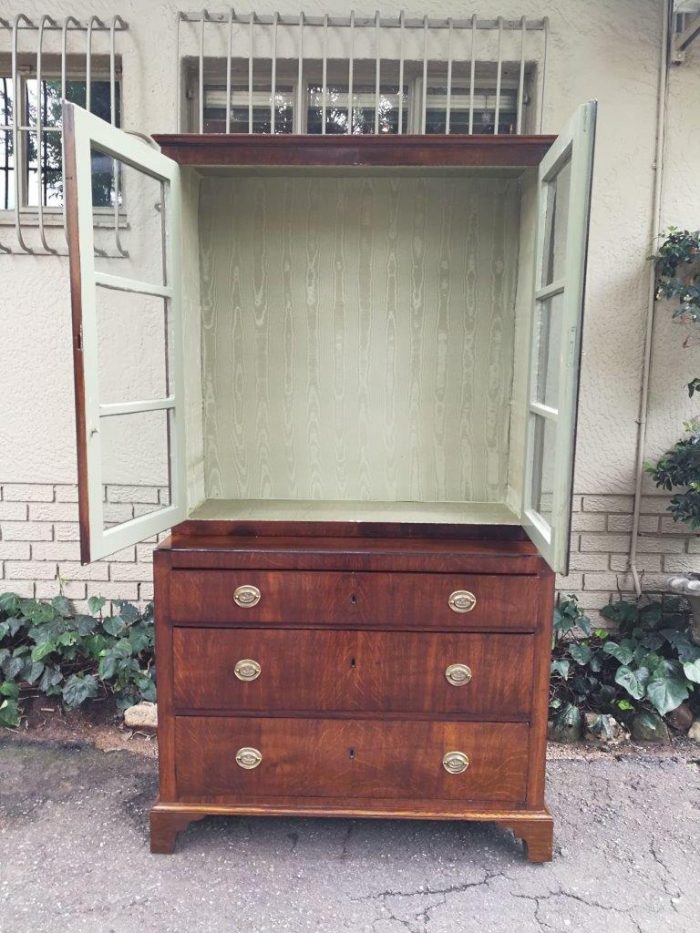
[641,632,664,651]
[19,599,57,625]
[51,595,73,618]
[134,673,156,702]
[569,643,593,665]
[102,616,126,637]
[74,614,98,636]
[62,673,99,710]
[615,665,650,700]
[116,601,140,625]
[0,621,10,640]
[646,661,690,716]
[0,698,20,728]
[23,661,45,685]
[127,624,153,654]
[31,641,57,662]
[87,596,106,615]
[551,659,570,679]
[682,657,700,684]
[617,698,634,711]
[38,665,63,693]
[603,641,635,665]
[0,680,20,698]
[0,592,21,615]
[2,655,23,680]
[594,628,609,640]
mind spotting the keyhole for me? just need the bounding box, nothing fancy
[350,657,356,669]
[348,747,355,760]
[350,593,357,605]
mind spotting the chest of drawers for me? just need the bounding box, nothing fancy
[149,528,554,862]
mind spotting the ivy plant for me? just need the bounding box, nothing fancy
[653,227,700,326]
[550,595,699,733]
[0,592,155,728]
[646,429,700,527]
[600,598,700,716]
[647,228,700,527]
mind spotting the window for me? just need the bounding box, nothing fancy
[203,85,294,133]
[193,59,525,136]
[0,69,120,211]
[424,86,519,135]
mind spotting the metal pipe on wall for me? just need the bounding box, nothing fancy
[628,0,672,596]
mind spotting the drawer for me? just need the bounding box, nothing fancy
[173,628,534,717]
[175,717,529,803]
[169,570,539,631]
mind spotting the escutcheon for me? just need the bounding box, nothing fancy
[448,590,477,613]
[445,663,472,686]
[233,584,261,608]
[235,747,262,770]
[442,751,470,774]
[234,659,261,682]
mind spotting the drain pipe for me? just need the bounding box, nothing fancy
[629,0,671,596]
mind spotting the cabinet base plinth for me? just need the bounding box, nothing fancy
[497,811,554,862]
[149,802,553,861]
[149,806,206,854]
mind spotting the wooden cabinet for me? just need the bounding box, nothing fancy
[62,101,596,862]
[149,531,554,861]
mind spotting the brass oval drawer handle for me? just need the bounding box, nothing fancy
[445,663,472,687]
[235,747,262,770]
[448,590,476,613]
[442,751,470,775]
[234,659,261,682]
[233,584,261,608]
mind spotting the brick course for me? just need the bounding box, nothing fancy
[0,484,698,619]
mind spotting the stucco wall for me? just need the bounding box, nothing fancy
[0,0,698,612]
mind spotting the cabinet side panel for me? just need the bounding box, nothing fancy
[527,568,555,809]
[199,174,519,504]
[183,169,205,509]
[154,548,176,800]
[507,168,538,514]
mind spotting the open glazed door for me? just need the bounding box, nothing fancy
[522,101,597,574]
[63,103,186,563]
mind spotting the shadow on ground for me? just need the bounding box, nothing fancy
[0,738,698,932]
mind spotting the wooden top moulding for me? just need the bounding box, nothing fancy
[151,133,556,168]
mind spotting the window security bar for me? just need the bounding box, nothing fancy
[178,9,549,136]
[0,14,128,255]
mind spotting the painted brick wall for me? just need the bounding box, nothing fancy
[559,493,698,623]
[1,482,697,620]
[0,483,162,610]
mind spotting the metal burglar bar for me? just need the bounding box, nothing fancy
[178,10,548,136]
[0,14,127,255]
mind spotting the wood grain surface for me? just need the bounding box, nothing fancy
[174,716,530,803]
[168,568,540,630]
[172,628,534,716]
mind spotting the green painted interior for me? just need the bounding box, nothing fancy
[198,172,523,509]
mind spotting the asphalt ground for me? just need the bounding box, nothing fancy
[1,739,698,932]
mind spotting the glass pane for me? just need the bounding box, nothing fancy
[541,157,571,286]
[533,293,563,408]
[529,414,557,525]
[96,288,169,405]
[204,86,294,133]
[0,77,15,210]
[24,79,120,208]
[100,409,172,530]
[91,147,166,284]
[425,88,518,135]
[307,85,407,135]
